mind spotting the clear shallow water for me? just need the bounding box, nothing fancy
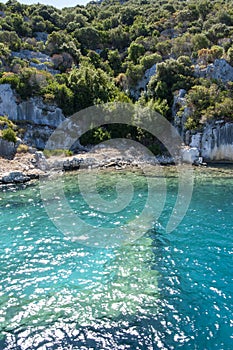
[0,166,232,349]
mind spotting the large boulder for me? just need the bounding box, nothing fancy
[181,147,200,164]
[0,138,16,159]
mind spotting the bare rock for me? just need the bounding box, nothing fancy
[1,171,30,184]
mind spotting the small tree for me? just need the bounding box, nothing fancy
[191,33,210,52]
[128,42,145,64]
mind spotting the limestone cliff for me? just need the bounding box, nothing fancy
[173,88,233,162]
[195,59,233,83]
[188,122,233,161]
[0,84,65,149]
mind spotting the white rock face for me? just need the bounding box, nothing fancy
[0,84,18,120]
[210,144,233,160]
[12,50,51,63]
[0,84,65,127]
[201,122,233,161]
[0,84,66,149]
[190,133,202,149]
[195,59,233,82]
[181,147,200,164]
[173,88,233,162]
[17,99,65,127]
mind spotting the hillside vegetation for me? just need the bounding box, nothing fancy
[1,0,233,145]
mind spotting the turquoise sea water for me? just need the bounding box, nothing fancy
[0,166,232,349]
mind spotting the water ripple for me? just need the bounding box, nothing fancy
[0,168,233,349]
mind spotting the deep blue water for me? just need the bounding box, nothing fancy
[0,166,232,349]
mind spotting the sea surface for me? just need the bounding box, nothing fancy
[0,166,232,349]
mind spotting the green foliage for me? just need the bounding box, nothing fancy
[191,33,210,52]
[126,63,144,87]
[128,42,145,64]
[2,128,17,143]
[0,115,16,130]
[210,45,224,60]
[0,73,20,89]
[67,64,117,112]
[43,149,73,158]
[74,27,101,50]
[156,40,172,57]
[0,31,21,50]
[46,31,80,61]
[17,144,29,153]
[227,47,233,66]
[0,43,11,62]
[43,81,74,115]
[172,34,192,57]
[140,53,162,70]
[107,50,122,75]
[80,127,111,145]
[108,25,130,50]
[120,6,136,26]
[185,117,199,131]
[148,58,193,114]
[207,23,230,43]
[16,68,53,99]
[0,0,232,143]
[184,82,233,127]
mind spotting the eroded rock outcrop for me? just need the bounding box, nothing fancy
[190,122,233,161]
[0,138,16,159]
[174,89,233,163]
[195,59,233,82]
[0,84,65,149]
[130,64,157,99]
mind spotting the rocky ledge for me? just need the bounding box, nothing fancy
[1,138,210,186]
[0,146,178,186]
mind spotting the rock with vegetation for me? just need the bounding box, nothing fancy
[0,0,233,163]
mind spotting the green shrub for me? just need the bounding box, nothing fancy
[0,73,20,90]
[80,127,111,145]
[43,149,73,158]
[185,117,198,131]
[0,115,16,129]
[65,150,73,157]
[140,53,162,70]
[17,144,29,153]
[2,128,17,143]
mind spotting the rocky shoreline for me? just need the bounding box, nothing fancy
[1,145,232,187]
[0,145,178,187]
